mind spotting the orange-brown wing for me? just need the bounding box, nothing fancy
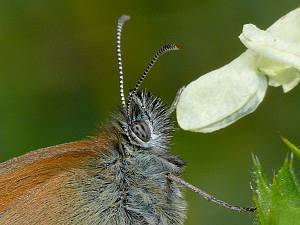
[0,137,109,225]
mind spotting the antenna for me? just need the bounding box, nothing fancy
[127,43,180,113]
[116,15,130,109]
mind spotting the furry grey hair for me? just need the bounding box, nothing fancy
[81,90,187,225]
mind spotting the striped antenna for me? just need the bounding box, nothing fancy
[116,15,130,109]
[127,43,180,112]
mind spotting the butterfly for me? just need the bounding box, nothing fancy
[0,15,255,225]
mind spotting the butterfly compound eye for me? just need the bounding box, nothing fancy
[130,121,151,142]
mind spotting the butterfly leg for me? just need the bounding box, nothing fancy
[168,86,185,114]
[167,173,256,213]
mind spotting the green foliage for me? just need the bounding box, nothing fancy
[253,139,300,225]
[281,137,300,159]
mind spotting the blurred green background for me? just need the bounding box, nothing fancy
[0,1,299,224]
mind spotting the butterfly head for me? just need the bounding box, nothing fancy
[114,15,180,150]
[121,90,172,149]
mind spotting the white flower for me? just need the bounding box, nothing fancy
[177,8,300,133]
[241,8,300,92]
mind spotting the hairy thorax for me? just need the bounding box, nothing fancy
[77,132,187,225]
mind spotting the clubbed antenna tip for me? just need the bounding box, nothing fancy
[119,15,130,23]
[174,44,183,50]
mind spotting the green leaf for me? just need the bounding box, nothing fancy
[281,136,300,160]
[253,139,300,225]
[252,155,272,225]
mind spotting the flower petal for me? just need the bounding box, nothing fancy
[258,58,300,92]
[176,52,267,132]
[268,7,300,42]
[240,24,300,70]
[239,8,300,92]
